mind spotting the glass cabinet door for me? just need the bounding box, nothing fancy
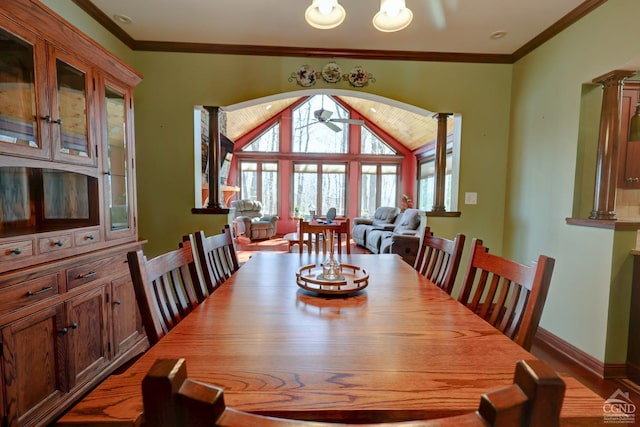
[102,79,135,240]
[0,20,50,159]
[50,46,96,166]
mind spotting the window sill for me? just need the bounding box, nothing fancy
[565,217,640,230]
[192,207,230,215]
[425,211,461,218]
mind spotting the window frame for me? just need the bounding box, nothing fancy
[291,161,348,217]
[238,160,279,216]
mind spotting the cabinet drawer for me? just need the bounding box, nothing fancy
[74,228,101,247]
[0,240,34,263]
[67,254,127,290]
[38,234,72,254]
[0,274,60,316]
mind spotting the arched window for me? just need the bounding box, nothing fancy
[292,94,348,153]
[242,123,279,152]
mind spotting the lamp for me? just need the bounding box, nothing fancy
[630,103,640,141]
[305,0,346,30]
[373,0,413,32]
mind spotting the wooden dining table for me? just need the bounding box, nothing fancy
[56,252,605,426]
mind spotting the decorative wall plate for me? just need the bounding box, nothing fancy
[294,65,317,87]
[321,62,342,83]
[348,66,370,88]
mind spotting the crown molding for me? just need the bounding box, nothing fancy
[72,0,608,65]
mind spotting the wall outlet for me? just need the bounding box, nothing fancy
[465,192,478,205]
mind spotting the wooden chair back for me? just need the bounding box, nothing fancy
[188,225,240,298]
[127,239,203,347]
[299,217,351,255]
[141,358,565,427]
[457,239,555,351]
[414,227,465,294]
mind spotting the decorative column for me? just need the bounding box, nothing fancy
[204,106,225,210]
[432,113,452,212]
[589,70,635,220]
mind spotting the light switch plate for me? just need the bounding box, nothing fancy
[465,192,478,205]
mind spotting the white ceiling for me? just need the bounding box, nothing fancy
[85,0,595,56]
[76,0,604,149]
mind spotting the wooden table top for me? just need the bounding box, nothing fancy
[56,253,605,426]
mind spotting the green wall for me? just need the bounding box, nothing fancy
[129,52,511,257]
[45,0,640,365]
[508,0,640,362]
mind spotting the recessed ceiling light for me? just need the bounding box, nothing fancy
[490,31,507,40]
[370,107,377,113]
[113,14,133,24]
[266,104,272,110]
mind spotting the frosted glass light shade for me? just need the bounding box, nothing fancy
[373,0,413,32]
[305,0,346,30]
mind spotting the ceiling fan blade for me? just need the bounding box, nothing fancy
[426,0,447,30]
[331,119,365,125]
[315,109,333,121]
[324,121,342,132]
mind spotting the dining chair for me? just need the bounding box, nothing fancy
[127,239,203,347]
[298,218,326,255]
[186,225,240,298]
[142,358,565,427]
[414,227,466,295]
[457,238,556,351]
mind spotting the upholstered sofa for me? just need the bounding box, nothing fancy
[230,199,279,240]
[352,207,427,265]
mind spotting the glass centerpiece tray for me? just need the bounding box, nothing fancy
[296,263,369,296]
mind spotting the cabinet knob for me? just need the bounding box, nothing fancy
[114,300,122,305]
[58,323,78,335]
[54,240,64,247]
[41,115,52,123]
[86,234,95,240]
[10,248,22,255]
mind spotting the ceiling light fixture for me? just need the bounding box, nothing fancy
[113,14,133,24]
[372,0,413,33]
[490,30,507,40]
[305,0,346,30]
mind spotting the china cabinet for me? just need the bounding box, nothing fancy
[618,83,640,188]
[0,1,146,425]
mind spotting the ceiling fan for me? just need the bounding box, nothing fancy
[309,108,365,132]
[425,0,457,30]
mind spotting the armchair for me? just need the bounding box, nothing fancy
[230,199,279,240]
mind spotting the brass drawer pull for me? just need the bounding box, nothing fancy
[26,286,54,297]
[77,271,97,279]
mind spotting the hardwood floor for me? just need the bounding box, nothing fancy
[236,235,640,407]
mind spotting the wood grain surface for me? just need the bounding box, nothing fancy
[56,253,605,426]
